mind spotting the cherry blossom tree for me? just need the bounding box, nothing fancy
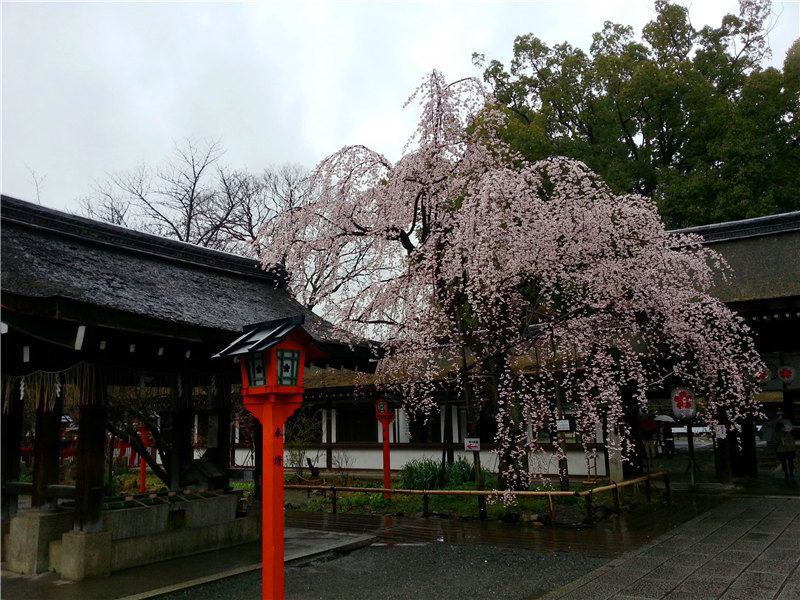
[261,71,764,490]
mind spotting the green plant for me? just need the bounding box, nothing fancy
[400,458,441,489]
[444,458,474,487]
[231,480,256,501]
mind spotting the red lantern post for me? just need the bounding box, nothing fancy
[137,423,150,493]
[214,316,314,600]
[375,398,396,499]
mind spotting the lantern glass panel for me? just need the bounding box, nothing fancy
[376,401,386,415]
[276,349,301,386]
[245,352,268,387]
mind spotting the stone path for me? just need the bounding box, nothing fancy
[539,496,799,600]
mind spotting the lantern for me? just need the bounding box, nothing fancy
[214,315,316,600]
[671,387,697,421]
[375,399,390,417]
[778,365,796,384]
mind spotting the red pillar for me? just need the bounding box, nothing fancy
[244,394,302,600]
[381,420,392,499]
[377,412,395,500]
[137,424,150,493]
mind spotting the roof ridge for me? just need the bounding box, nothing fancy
[671,211,800,243]
[1,195,286,283]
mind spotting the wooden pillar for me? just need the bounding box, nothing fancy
[1,383,24,519]
[213,373,231,489]
[216,410,231,473]
[32,387,63,509]
[170,374,193,490]
[74,403,107,531]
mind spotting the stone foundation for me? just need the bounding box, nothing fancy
[6,492,259,581]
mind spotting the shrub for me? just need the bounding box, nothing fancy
[445,458,475,487]
[400,458,441,489]
[401,457,497,490]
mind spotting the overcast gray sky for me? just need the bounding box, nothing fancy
[3,1,798,213]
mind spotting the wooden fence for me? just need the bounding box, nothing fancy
[286,471,670,523]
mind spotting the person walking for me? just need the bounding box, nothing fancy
[640,416,658,460]
[661,422,674,458]
[769,421,796,482]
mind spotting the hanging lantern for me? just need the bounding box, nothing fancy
[778,365,796,384]
[671,387,697,421]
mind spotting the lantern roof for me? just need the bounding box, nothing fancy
[213,315,310,358]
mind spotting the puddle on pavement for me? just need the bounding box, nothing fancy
[286,492,726,559]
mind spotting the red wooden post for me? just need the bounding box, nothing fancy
[375,399,396,500]
[244,394,302,600]
[215,318,312,600]
[137,424,150,493]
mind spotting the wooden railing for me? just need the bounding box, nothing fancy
[286,471,670,523]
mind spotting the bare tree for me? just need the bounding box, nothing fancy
[25,165,47,204]
[80,140,312,257]
[218,163,312,257]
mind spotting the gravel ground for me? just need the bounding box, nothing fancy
[155,542,608,600]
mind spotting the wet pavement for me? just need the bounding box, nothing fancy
[283,491,725,559]
[538,495,800,600]
[2,459,798,599]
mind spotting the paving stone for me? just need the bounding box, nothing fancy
[776,582,800,599]
[725,570,786,598]
[594,567,644,586]
[735,532,774,549]
[556,581,624,600]
[647,562,701,581]
[785,565,800,584]
[615,555,670,572]
[665,552,709,568]
[716,549,760,563]
[689,542,731,554]
[761,547,800,561]
[746,557,797,575]
[622,578,676,598]
[771,536,800,550]
[698,560,747,578]
[673,577,731,597]
[653,538,695,552]
[663,590,720,600]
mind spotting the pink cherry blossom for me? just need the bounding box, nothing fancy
[260,71,765,487]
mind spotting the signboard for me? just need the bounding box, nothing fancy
[464,438,481,452]
[556,419,571,432]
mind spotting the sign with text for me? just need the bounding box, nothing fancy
[464,438,481,452]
